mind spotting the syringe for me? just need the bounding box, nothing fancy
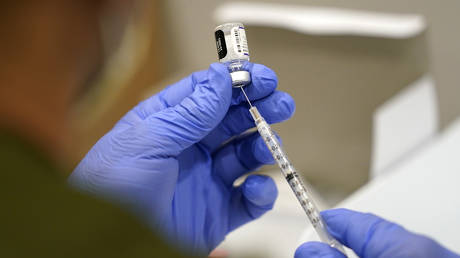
[214,22,346,255]
[241,88,346,255]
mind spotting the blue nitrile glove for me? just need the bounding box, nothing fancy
[69,62,295,254]
[295,209,459,258]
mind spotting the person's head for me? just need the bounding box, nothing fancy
[0,0,136,160]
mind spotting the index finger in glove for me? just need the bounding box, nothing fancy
[231,63,278,105]
[201,90,295,152]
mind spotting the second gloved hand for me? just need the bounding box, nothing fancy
[295,209,460,258]
[69,63,295,254]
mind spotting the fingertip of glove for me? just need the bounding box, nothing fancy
[251,64,278,90]
[259,91,295,123]
[295,242,339,258]
[209,62,228,72]
[253,136,275,164]
[279,92,296,117]
[242,175,278,207]
[207,63,233,105]
[208,63,232,85]
[320,209,358,231]
[321,208,350,220]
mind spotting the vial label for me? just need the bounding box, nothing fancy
[215,30,228,59]
[231,26,249,58]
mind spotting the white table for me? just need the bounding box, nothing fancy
[299,117,460,256]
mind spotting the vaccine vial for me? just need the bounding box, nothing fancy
[214,23,251,88]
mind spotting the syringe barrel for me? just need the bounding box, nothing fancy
[249,107,347,255]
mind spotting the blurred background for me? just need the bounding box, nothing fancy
[70,0,460,257]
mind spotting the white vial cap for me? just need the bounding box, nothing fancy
[230,70,251,87]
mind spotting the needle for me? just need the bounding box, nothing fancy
[240,87,253,107]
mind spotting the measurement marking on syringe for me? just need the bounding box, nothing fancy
[247,91,347,256]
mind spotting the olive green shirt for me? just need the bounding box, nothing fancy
[0,132,185,258]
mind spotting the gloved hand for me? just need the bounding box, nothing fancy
[295,209,459,258]
[69,63,295,254]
